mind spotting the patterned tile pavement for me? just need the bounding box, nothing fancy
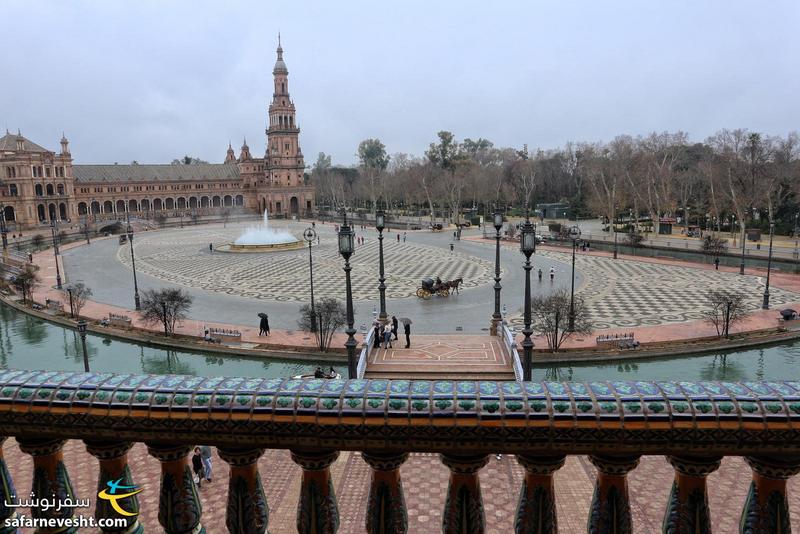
[3,440,799,533]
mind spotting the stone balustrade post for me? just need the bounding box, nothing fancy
[84,441,142,534]
[740,456,800,534]
[361,451,409,534]
[17,438,78,534]
[440,453,489,534]
[0,437,19,534]
[217,447,268,534]
[515,455,566,534]
[290,449,340,534]
[146,443,204,534]
[587,455,640,534]
[662,455,721,534]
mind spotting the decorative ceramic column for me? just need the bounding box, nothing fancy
[662,456,721,534]
[587,455,640,534]
[85,441,143,534]
[440,453,489,534]
[0,437,19,534]
[17,438,78,533]
[290,450,340,534]
[740,456,800,534]
[146,444,204,534]
[218,447,268,534]
[515,455,566,534]
[362,451,409,534]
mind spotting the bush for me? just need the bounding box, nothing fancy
[624,231,644,247]
[702,235,728,256]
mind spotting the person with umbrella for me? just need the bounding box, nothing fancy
[400,317,412,348]
[391,315,399,340]
[258,313,270,336]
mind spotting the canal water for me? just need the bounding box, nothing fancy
[0,304,331,378]
[1,303,799,381]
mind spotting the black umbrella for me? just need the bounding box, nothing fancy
[780,309,797,320]
[399,317,412,326]
[258,313,268,319]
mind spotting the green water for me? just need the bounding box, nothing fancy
[0,304,334,378]
[2,303,799,381]
[532,340,800,382]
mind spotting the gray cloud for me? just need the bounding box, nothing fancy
[1,0,798,165]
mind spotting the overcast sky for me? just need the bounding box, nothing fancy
[2,1,798,166]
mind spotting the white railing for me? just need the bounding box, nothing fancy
[356,324,374,379]
[500,323,523,381]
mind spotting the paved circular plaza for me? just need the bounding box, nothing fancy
[63,220,800,333]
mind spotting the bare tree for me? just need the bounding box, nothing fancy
[139,288,193,336]
[532,288,593,352]
[702,290,748,338]
[66,282,92,317]
[358,138,390,213]
[13,266,39,304]
[298,297,347,352]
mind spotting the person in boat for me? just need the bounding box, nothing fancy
[314,366,325,378]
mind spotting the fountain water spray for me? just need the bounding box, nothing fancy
[234,210,298,246]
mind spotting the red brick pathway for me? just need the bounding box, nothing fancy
[3,440,798,533]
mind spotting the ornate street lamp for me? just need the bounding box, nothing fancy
[520,215,536,381]
[337,212,357,379]
[762,220,775,309]
[126,214,141,310]
[66,285,74,318]
[303,227,318,332]
[77,320,89,372]
[568,225,582,332]
[82,214,91,245]
[612,206,618,259]
[375,208,387,323]
[0,203,8,253]
[491,210,504,334]
[50,220,62,289]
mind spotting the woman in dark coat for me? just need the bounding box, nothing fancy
[259,315,270,336]
[192,447,205,487]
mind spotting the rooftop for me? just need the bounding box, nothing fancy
[72,163,241,183]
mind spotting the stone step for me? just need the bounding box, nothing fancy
[365,371,515,380]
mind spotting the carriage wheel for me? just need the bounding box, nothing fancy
[437,287,450,297]
[416,288,431,299]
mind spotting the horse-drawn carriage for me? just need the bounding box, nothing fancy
[416,277,463,299]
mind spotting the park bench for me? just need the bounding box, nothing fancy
[45,299,64,312]
[108,313,133,328]
[207,327,242,344]
[596,332,639,350]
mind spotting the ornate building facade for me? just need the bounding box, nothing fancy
[0,42,313,229]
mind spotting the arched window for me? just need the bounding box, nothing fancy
[165,198,175,210]
[153,198,163,211]
[46,184,54,196]
[223,195,232,207]
[57,184,65,195]
[78,202,87,215]
[235,195,244,206]
[35,184,43,197]
[116,200,126,213]
[91,201,101,214]
[37,204,46,221]
[103,201,113,213]
[59,203,67,220]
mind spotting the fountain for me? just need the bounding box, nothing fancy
[222,210,302,252]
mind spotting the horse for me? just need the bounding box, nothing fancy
[447,277,464,294]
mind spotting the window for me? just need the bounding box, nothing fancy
[9,184,18,196]
[284,143,289,151]
[45,167,51,178]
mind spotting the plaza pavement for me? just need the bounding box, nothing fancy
[1,438,797,533]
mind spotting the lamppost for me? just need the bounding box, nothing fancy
[491,210,504,335]
[82,214,90,244]
[77,320,89,372]
[337,212,357,379]
[50,220,62,289]
[739,217,746,275]
[612,207,618,259]
[568,225,581,331]
[0,204,8,253]
[126,214,141,310]
[375,208,388,323]
[303,227,318,332]
[66,285,74,318]
[762,220,775,309]
[519,216,536,381]
[793,212,799,261]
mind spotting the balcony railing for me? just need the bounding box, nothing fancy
[0,370,799,533]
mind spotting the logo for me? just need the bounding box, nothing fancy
[97,479,143,517]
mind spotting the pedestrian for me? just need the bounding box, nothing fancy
[209,243,213,253]
[453,231,457,239]
[714,257,720,270]
[450,243,454,253]
[312,221,315,228]
[538,268,543,282]
[396,233,400,242]
[404,321,411,349]
[373,323,381,348]
[192,447,205,487]
[391,315,399,340]
[317,235,320,245]
[259,314,270,336]
[403,232,407,242]
[383,328,392,349]
[200,445,213,482]
[549,267,555,281]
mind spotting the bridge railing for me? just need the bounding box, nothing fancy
[0,370,799,534]
[500,322,523,381]
[356,324,374,379]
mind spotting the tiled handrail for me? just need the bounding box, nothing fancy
[500,323,523,381]
[2,370,800,533]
